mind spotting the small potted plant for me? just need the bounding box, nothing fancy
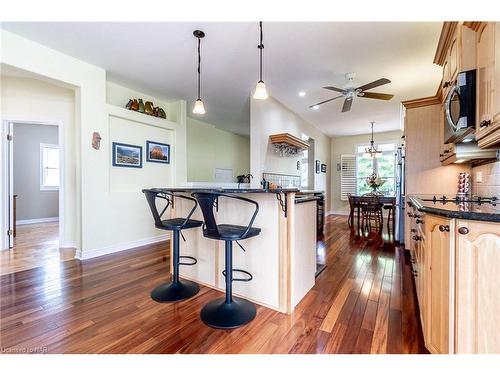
[366,173,385,194]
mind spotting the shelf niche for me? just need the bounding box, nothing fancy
[269,133,309,157]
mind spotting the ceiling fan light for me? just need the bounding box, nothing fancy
[192,99,206,114]
[253,80,269,100]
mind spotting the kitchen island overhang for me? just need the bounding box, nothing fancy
[150,187,318,314]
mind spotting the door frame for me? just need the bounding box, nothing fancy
[1,118,64,250]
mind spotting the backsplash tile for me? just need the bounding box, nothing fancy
[472,161,500,197]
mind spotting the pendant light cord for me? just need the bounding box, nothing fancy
[197,37,201,100]
[258,21,264,82]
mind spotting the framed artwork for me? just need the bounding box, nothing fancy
[321,164,327,173]
[146,140,170,164]
[112,142,142,168]
[315,160,320,174]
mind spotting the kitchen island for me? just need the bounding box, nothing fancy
[154,187,317,313]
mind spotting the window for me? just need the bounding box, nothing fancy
[355,142,396,196]
[40,143,60,190]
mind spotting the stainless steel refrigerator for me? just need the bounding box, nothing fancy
[395,145,406,244]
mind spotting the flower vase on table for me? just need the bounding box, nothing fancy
[366,173,385,195]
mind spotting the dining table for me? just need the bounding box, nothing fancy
[349,195,396,235]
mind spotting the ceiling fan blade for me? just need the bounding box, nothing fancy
[356,78,391,92]
[358,92,394,100]
[341,97,353,112]
[322,86,346,94]
[309,95,344,108]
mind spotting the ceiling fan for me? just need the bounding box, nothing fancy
[309,73,394,112]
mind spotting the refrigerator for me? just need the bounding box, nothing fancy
[394,145,406,244]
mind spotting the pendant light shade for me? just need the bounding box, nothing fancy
[193,30,206,115]
[254,80,269,100]
[253,21,269,100]
[193,99,206,114]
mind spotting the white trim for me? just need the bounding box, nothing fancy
[16,216,59,225]
[75,234,170,260]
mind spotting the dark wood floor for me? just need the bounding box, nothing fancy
[0,215,427,354]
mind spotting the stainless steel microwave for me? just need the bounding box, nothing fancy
[444,69,476,144]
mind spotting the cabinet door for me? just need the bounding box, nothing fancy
[448,37,458,82]
[424,215,453,354]
[455,220,500,354]
[476,22,495,139]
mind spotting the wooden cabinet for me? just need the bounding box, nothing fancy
[424,215,454,354]
[455,220,500,353]
[475,22,500,148]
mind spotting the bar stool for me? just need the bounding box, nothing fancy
[143,189,202,302]
[192,192,261,329]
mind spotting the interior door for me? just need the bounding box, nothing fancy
[7,121,14,248]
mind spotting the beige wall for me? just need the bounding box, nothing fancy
[330,130,403,213]
[1,75,76,244]
[472,161,500,197]
[186,117,250,182]
[250,96,331,210]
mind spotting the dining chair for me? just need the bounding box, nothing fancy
[360,194,383,234]
[347,193,356,228]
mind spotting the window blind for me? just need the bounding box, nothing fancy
[340,154,356,201]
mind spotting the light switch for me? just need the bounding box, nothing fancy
[476,171,483,183]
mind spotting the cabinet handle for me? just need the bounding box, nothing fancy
[412,235,422,241]
[439,153,444,157]
[439,225,450,232]
[479,119,491,128]
[410,258,416,264]
[443,81,450,88]
[458,227,469,235]
[412,270,418,277]
[411,229,416,233]
[407,213,413,218]
[444,150,450,154]
[416,219,424,224]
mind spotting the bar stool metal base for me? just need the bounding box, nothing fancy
[150,279,200,303]
[200,297,256,329]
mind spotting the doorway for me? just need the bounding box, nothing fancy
[1,119,72,274]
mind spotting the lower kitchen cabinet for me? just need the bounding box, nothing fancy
[455,220,500,353]
[408,209,500,354]
[424,215,454,354]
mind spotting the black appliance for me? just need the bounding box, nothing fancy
[444,69,476,144]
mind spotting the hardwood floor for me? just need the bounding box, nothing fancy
[0,215,427,354]
[0,222,75,276]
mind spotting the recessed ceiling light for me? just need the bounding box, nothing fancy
[298,91,306,97]
[312,105,319,110]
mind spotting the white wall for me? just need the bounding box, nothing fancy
[1,30,188,258]
[187,117,250,182]
[250,96,331,210]
[1,75,76,244]
[13,123,59,221]
[330,130,403,213]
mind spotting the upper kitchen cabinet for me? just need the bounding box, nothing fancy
[471,22,500,148]
[434,22,476,98]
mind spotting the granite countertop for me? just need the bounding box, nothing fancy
[153,187,300,194]
[295,196,321,204]
[408,195,500,223]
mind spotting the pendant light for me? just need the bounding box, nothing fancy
[364,122,383,158]
[253,21,269,100]
[193,30,206,115]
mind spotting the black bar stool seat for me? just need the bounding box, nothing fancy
[193,192,260,329]
[143,189,202,303]
[159,218,203,230]
[202,224,261,241]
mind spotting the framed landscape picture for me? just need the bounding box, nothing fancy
[112,142,142,168]
[315,160,320,174]
[146,141,170,164]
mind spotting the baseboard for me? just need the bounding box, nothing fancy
[16,217,59,225]
[327,210,349,216]
[75,234,169,260]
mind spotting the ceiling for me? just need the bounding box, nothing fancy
[1,22,443,136]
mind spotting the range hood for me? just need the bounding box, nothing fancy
[442,141,498,165]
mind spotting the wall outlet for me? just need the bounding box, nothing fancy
[476,171,483,183]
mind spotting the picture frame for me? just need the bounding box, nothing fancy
[112,142,142,168]
[146,140,170,164]
[315,160,320,174]
[321,164,327,173]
